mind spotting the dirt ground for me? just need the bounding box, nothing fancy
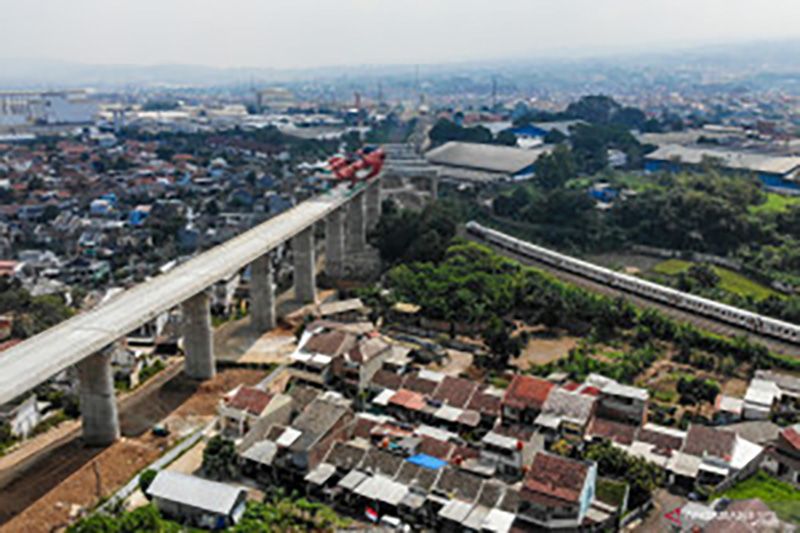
[0,368,265,533]
[429,349,474,376]
[510,332,578,370]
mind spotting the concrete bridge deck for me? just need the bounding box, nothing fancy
[0,186,357,405]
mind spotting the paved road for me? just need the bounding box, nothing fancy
[473,237,799,357]
[0,184,362,405]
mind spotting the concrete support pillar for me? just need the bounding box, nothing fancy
[430,172,439,200]
[293,226,316,303]
[77,349,119,446]
[325,208,346,279]
[182,291,215,380]
[346,192,366,254]
[250,253,276,332]
[366,179,382,230]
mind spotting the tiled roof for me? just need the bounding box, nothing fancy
[522,452,590,505]
[636,425,685,453]
[324,441,367,471]
[395,461,441,492]
[347,336,389,364]
[435,466,484,502]
[587,416,637,445]
[682,425,737,460]
[226,387,272,416]
[402,372,440,395]
[432,376,479,408]
[418,436,455,461]
[389,389,427,411]
[781,424,800,451]
[466,388,502,417]
[371,369,404,390]
[503,375,554,411]
[360,447,404,477]
[302,330,355,356]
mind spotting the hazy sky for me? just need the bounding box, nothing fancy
[2,0,800,69]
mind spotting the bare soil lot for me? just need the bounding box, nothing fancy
[0,368,264,532]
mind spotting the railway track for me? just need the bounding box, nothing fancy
[469,235,800,357]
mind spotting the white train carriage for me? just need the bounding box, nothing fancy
[465,221,800,345]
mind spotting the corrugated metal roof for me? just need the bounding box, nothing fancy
[425,142,551,175]
[646,144,800,176]
[147,471,245,516]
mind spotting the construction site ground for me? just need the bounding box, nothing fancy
[0,367,266,532]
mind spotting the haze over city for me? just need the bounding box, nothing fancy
[1,2,800,532]
[2,0,800,69]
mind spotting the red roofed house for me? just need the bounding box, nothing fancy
[763,423,800,488]
[502,375,555,425]
[219,386,289,437]
[519,451,597,529]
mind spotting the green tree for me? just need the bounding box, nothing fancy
[202,436,239,480]
[535,144,577,190]
[481,315,522,369]
[138,469,158,498]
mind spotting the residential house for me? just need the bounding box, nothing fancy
[668,424,763,489]
[585,374,649,425]
[289,326,358,387]
[534,386,598,442]
[146,470,248,529]
[501,375,555,426]
[333,335,393,396]
[218,386,292,438]
[763,423,800,487]
[743,378,781,420]
[317,298,368,323]
[518,452,597,530]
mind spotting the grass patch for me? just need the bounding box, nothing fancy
[652,259,693,276]
[596,477,629,509]
[749,193,800,215]
[652,259,781,301]
[714,471,800,524]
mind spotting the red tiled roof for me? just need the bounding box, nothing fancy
[389,389,427,411]
[226,386,272,416]
[782,425,800,451]
[503,375,554,411]
[522,452,589,505]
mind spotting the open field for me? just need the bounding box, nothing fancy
[652,259,781,301]
[714,471,800,524]
[748,192,800,215]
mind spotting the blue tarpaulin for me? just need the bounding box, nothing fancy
[406,453,446,470]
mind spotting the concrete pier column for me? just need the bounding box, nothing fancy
[182,291,215,380]
[325,208,346,279]
[366,179,382,230]
[293,226,316,303]
[250,253,276,332]
[77,349,119,446]
[346,192,366,254]
[431,172,439,200]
